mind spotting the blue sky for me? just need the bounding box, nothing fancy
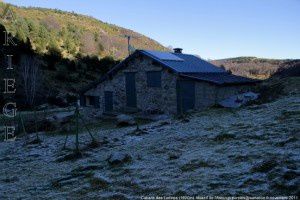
[4,0,300,59]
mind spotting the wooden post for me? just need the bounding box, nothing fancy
[63,132,69,149]
[79,115,96,141]
[43,109,47,132]
[75,106,79,153]
[34,108,39,141]
[1,117,6,141]
[19,112,27,138]
[136,123,140,131]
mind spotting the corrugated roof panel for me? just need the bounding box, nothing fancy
[143,50,184,61]
[140,50,226,73]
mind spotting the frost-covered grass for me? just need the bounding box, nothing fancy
[0,93,299,199]
[0,107,76,125]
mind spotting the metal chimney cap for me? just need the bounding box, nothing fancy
[173,48,183,53]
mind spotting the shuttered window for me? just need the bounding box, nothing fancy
[147,71,161,87]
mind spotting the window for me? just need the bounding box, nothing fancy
[147,71,161,87]
[86,96,100,108]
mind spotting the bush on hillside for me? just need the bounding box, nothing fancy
[274,61,300,78]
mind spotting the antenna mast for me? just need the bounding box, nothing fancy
[121,34,138,56]
[125,35,131,56]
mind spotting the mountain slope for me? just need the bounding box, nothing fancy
[0,2,168,108]
[211,57,299,79]
[0,2,167,59]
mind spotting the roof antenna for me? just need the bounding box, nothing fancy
[121,34,138,56]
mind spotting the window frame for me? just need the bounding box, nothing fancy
[146,71,162,88]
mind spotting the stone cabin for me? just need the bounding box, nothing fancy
[80,48,257,115]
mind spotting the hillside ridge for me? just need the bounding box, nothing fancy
[0,2,167,59]
[212,57,299,79]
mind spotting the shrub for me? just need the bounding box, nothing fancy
[42,16,61,31]
[66,93,78,103]
[255,81,284,104]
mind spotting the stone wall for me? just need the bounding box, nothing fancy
[84,54,178,115]
[194,82,250,110]
[215,85,249,102]
[84,53,253,115]
[195,81,218,109]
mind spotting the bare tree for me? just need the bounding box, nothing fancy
[20,55,41,107]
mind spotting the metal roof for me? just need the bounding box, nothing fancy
[142,50,184,61]
[181,73,259,85]
[80,50,258,94]
[140,50,226,73]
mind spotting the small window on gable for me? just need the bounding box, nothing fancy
[147,71,161,88]
[152,60,160,66]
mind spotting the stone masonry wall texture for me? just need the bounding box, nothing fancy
[84,54,249,115]
[85,55,178,115]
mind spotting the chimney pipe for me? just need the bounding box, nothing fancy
[173,48,183,54]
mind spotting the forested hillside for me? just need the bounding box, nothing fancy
[212,57,300,79]
[0,2,167,109]
[0,2,166,59]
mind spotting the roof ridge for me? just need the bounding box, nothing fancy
[139,49,226,73]
[139,49,204,58]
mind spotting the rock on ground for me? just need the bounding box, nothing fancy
[107,152,132,165]
[116,114,136,127]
